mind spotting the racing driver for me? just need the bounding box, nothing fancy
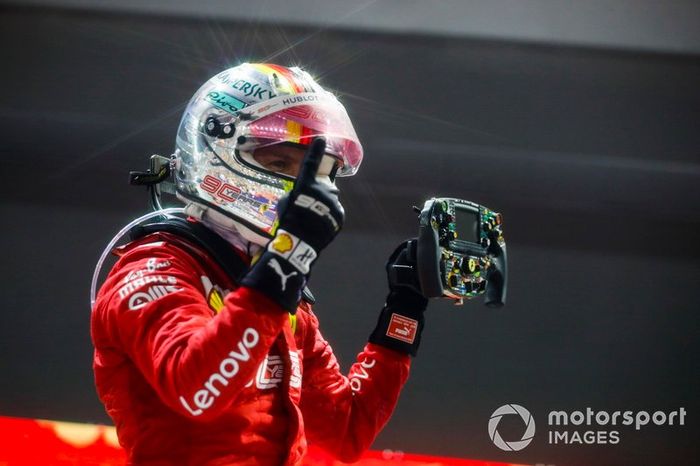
[91,63,429,465]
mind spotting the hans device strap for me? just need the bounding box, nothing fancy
[130,217,316,305]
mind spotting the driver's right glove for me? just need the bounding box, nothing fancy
[369,239,429,356]
[241,138,344,313]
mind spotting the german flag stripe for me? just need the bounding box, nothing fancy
[263,63,305,93]
[286,119,303,143]
[299,124,316,146]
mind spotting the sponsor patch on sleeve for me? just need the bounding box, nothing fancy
[117,258,182,311]
[386,313,418,344]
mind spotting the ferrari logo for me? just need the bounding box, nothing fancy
[208,289,225,314]
[200,275,227,314]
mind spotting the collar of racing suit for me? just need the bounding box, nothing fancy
[180,202,314,309]
[193,209,263,258]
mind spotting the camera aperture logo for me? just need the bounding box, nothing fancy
[488,404,536,451]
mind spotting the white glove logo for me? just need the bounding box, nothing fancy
[294,194,340,231]
[267,258,298,291]
[488,404,535,451]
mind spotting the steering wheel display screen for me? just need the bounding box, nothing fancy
[455,207,479,242]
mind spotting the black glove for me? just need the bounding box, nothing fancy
[241,138,344,312]
[484,233,508,308]
[369,239,429,356]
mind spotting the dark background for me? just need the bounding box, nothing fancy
[1,3,698,466]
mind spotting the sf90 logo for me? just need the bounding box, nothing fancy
[200,175,241,202]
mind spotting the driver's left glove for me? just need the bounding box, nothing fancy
[369,239,428,356]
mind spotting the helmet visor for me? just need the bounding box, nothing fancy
[237,92,363,176]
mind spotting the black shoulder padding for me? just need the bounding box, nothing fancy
[130,217,248,281]
[130,217,315,304]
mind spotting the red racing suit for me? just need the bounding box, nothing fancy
[91,231,411,465]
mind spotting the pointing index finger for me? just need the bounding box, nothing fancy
[293,137,326,194]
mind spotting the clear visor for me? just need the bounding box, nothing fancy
[235,92,363,176]
[237,149,339,181]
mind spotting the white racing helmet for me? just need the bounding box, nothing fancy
[174,63,363,246]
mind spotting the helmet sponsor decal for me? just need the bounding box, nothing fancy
[216,69,277,100]
[205,91,247,114]
[280,94,320,106]
[199,174,242,202]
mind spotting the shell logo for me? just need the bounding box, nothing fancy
[271,233,294,253]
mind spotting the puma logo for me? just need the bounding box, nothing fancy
[268,258,298,291]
